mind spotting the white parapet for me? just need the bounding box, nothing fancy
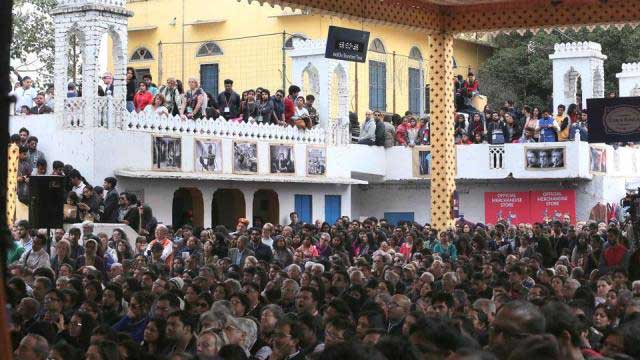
[617,62,640,97]
[549,42,606,110]
[57,0,126,7]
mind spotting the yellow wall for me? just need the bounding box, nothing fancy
[123,0,492,119]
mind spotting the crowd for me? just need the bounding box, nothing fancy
[7,153,640,360]
[11,68,321,131]
[354,72,590,147]
[124,68,320,130]
[11,67,593,148]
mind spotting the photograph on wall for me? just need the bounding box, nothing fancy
[270,144,295,174]
[590,146,607,173]
[233,141,258,174]
[524,147,565,170]
[412,146,431,177]
[195,139,222,173]
[152,135,181,170]
[307,146,327,176]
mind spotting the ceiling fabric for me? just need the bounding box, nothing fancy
[241,0,640,34]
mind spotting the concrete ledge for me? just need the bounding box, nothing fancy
[114,169,367,185]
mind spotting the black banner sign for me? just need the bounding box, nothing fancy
[325,26,370,63]
[587,97,640,143]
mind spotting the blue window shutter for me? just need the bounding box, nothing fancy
[409,68,421,114]
[383,212,415,226]
[324,195,341,224]
[200,64,219,97]
[294,195,313,224]
[369,60,387,111]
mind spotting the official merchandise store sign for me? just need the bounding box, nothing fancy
[484,190,576,225]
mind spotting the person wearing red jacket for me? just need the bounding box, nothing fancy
[133,82,153,113]
[464,72,479,96]
[395,116,409,145]
[283,85,300,126]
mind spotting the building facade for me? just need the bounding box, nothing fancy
[118,0,493,117]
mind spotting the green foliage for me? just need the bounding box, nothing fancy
[11,0,57,82]
[478,27,640,110]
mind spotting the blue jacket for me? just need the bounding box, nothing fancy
[538,116,558,142]
[112,315,149,343]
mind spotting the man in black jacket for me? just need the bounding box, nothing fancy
[374,112,386,146]
[216,79,241,120]
[102,177,119,223]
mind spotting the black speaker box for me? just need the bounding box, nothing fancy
[28,175,64,229]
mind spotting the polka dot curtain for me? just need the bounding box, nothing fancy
[6,144,18,226]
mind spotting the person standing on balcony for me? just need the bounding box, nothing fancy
[284,85,300,126]
[98,72,114,96]
[126,67,136,112]
[556,104,571,141]
[375,113,386,146]
[145,94,169,117]
[181,77,206,120]
[133,82,153,113]
[291,96,310,129]
[305,95,319,128]
[537,109,560,143]
[158,78,182,116]
[241,89,259,123]
[30,93,52,114]
[383,115,396,148]
[569,111,588,141]
[486,112,507,145]
[14,75,38,115]
[271,90,286,125]
[216,79,240,120]
[357,110,376,146]
[143,74,158,96]
[256,89,274,124]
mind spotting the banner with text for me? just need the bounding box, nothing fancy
[484,192,531,225]
[530,190,576,224]
[484,190,576,225]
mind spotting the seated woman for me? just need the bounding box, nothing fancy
[290,96,310,129]
[145,94,169,116]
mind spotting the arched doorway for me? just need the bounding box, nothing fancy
[252,190,279,227]
[172,188,204,229]
[212,189,246,230]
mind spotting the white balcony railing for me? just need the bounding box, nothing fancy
[57,0,126,7]
[122,111,350,145]
[63,98,85,128]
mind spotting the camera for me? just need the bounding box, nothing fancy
[621,188,640,230]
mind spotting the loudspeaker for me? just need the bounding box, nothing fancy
[29,175,64,229]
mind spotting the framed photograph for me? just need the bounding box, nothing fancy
[590,146,607,174]
[270,144,295,174]
[233,141,258,174]
[307,146,327,176]
[524,146,565,170]
[412,146,431,178]
[194,139,222,173]
[152,135,181,170]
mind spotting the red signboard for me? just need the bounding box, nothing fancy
[483,190,576,225]
[484,192,531,225]
[530,190,576,224]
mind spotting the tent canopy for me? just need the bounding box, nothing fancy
[242,0,640,33]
